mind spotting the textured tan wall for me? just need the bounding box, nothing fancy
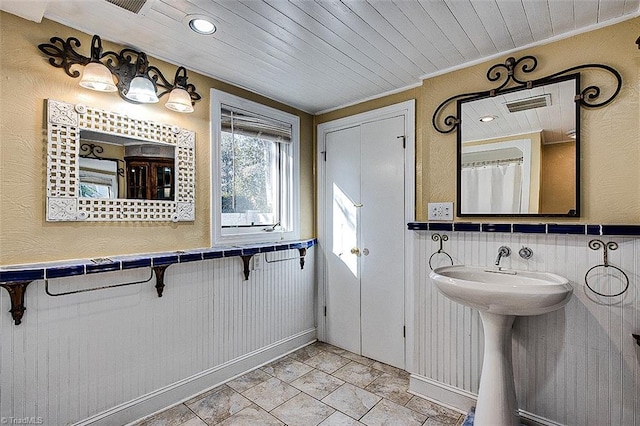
[0,12,314,265]
[317,17,640,223]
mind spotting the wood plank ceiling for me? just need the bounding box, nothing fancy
[23,1,640,113]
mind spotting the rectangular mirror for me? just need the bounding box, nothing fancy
[457,75,579,217]
[46,99,195,222]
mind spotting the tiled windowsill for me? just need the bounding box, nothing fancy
[407,222,640,236]
[0,239,317,283]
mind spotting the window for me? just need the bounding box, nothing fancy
[78,158,118,199]
[211,90,300,244]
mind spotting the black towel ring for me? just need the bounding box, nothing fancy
[428,233,454,270]
[584,239,629,297]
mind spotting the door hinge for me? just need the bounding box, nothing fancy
[403,325,406,338]
[321,150,327,161]
[324,306,327,316]
[397,135,406,149]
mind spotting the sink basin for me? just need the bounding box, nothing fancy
[429,265,573,316]
[429,265,572,425]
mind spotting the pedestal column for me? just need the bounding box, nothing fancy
[474,312,519,426]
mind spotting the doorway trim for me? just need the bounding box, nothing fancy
[316,100,416,372]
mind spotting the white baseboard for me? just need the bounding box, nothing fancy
[75,328,317,426]
[409,374,565,426]
[409,374,475,415]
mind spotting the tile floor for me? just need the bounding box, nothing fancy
[134,342,465,426]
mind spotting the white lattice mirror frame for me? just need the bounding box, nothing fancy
[46,99,195,222]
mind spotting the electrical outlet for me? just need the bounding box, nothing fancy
[252,253,262,270]
[428,202,454,221]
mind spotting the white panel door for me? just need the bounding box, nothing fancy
[323,115,406,369]
[324,125,362,354]
[360,115,405,368]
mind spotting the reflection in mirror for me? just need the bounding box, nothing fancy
[79,157,119,199]
[79,131,176,201]
[124,144,175,201]
[458,75,578,216]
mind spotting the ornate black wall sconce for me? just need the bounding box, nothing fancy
[38,34,201,113]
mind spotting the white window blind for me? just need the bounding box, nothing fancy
[221,104,292,144]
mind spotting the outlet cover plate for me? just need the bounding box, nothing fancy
[428,202,454,221]
[252,253,262,270]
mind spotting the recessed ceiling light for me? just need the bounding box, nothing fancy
[185,15,217,35]
[479,115,497,123]
[190,18,216,34]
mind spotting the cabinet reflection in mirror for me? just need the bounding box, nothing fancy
[458,75,578,216]
[46,99,195,222]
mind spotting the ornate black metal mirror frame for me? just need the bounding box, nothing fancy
[432,56,622,218]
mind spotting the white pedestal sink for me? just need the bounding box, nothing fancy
[429,265,573,426]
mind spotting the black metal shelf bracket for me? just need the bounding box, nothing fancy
[0,281,32,325]
[299,248,307,269]
[241,255,253,281]
[152,265,170,297]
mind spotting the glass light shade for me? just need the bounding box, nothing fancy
[125,76,159,103]
[165,88,194,113]
[189,18,216,34]
[79,62,117,92]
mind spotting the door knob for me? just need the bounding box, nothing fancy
[350,247,360,256]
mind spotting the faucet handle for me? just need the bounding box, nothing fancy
[518,246,533,260]
[498,246,511,257]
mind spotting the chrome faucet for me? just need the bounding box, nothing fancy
[495,246,511,266]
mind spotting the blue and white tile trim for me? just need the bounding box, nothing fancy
[407,222,640,236]
[0,239,317,283]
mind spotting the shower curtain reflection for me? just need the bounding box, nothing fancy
[461,162,523,214]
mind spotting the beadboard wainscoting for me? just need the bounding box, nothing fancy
[411,231,639,426]
[0,248,316,425]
